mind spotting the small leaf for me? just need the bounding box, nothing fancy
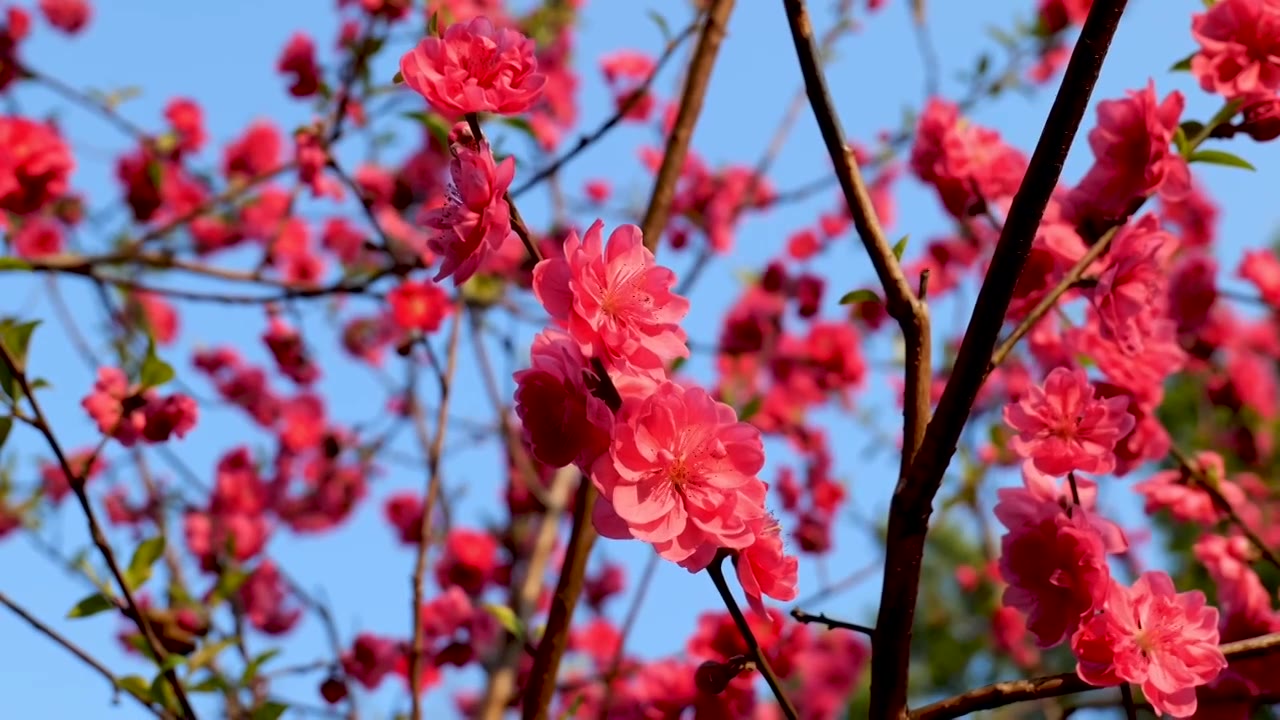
[0,318,39,398]
[252,701,289,720]
[186,638,233,674]
[1188,148,1256,171]
[739,396,764,422]
[188,673,227,694]
[669,356,688,374]
[839,289,882,306]
[392,70,404,84]
[210,567,250,606]
[892,235,909,261]
[1172,126,1189,156]
[0,257,31,271]
[427,11,440,37]
[115,675,152,702]
[138,340,175,390]
[127,536,166,585]
[1170,52,1195,72]
[241,648,283,684]
[67,592,116,619]
[646,10,672,42]
[484,603,523,638]
[0,416,11,452]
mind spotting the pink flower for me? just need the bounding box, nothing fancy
[995,465,1129,555]
[1238,249,1280,307]
[0,116,74,216]
[1089,214,1175,355]
[1191,0,1280,101]
[277,32,320,98]
[908,98,1027,218]
[1133,451,1244,526]
[423,140,515,285]
[1000,509,1111,648]
[1003,366,1136,476]
[733,516,799,612]
[533,220,690,378]
[398,17,545,117]
[512,330,614,470]
[239,560,301,635]
[1072,572,1227,718]
[1066,82,1189,226]
[38,0,89,34]
[590,381,768,569]
[12,217,63,258]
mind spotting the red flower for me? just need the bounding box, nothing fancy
[1072,572,1226,717]
[512,330,613,470]
[1003,366,1136,476]
[399,16,545,117]
[277,32,320,98]
[38,0,89,34]
[423,139,516,285]
[1191,0,1280,100]
[0,116,73,215]
[387,279,453,333]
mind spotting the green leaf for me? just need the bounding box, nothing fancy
[187,673,227,694]
[739,396,764,422]
[127,535,165,579]
[67,592,116,619]
[138,340,175,390]
[186,638,233,674]
[392,70,404,84]
[646,10,672,42]
[0,319,40,399]
[1170,51,1195,72]
[484,603,523,638]
[892,235,909,261]
[669,356,688,374]
[115,675,152,702]
[1188,148,1256,171]
[240,648,283,684]
[252,701,289,720]
[0,416,11,452]
[1172,126,1189,156]
[209,567,250,606]
[427,10,440,37]
[839,289,882,306]
[0,257,31,271]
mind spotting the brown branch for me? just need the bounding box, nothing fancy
[870,0,1130,716]
[639,0,737,253]
[790,608,875,638]
[0,591,168,718]
[909,631,1280,720]
[0,345,198,719]
[707,553,799,720]
[779,0,932,482]
[520,2,738,716]
[408,304,465,720]
[475,467,577,720]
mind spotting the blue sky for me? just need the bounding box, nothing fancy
[1,1,1278,719]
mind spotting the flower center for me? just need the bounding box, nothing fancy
[668,458,691,486]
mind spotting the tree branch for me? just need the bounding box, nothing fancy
[408,303,465,720]
[868,1,1130,716]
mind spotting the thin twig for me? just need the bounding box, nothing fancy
[707,553,799,720]
[408,304,465,720]
[1170,445,1280,572]
[0,591,167,717]
[0,344,198,719]
[790,608,875,638]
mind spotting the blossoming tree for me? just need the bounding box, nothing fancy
[3,0,1280,718]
